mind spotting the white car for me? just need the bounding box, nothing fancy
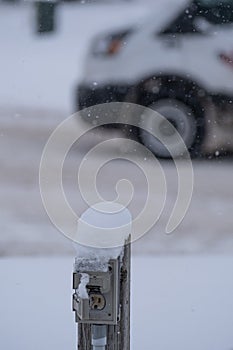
[76,0,233,157]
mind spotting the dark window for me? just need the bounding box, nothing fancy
[195,0,233,25]
[161,0,233,35]
[161,3,203,34]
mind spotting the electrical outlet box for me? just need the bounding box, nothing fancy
[73,259,120,325]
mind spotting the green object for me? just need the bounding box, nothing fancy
[36,1,56,34]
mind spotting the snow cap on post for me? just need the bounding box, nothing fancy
[74,201,132,250]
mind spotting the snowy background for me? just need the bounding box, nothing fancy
[1,1,233,349]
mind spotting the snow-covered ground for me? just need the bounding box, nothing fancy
[1,256,233,350]
[1,106,233,256]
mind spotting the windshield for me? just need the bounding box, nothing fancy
[162,0,233,33]
[196,0,233,24]
[197,0,233,6]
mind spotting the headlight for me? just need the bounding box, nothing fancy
[91,28,133,57]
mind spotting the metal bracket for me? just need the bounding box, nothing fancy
[73,259,120,325]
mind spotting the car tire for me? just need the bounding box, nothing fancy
[137,89,205,158]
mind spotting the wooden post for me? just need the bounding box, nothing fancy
[119,239,131,350]
[77,240,131,350]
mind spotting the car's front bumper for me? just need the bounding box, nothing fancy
[76,83,134,110]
